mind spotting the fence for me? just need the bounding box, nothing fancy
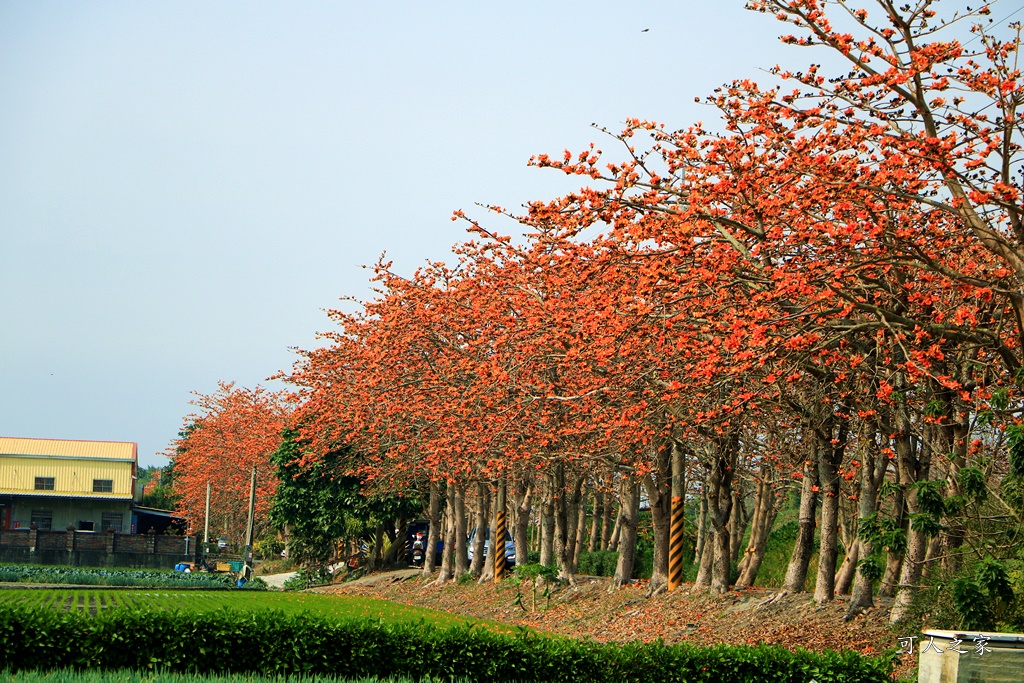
[0,527,197,569]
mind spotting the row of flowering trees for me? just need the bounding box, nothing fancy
[168,0,1024,626]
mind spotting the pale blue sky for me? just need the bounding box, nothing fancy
[0,1,826,466]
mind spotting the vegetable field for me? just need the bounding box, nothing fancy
[0,588,510,630]
[0,564,253,589]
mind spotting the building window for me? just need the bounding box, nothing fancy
[78,521,95,531]
[101,513,122,532]
[30,510,52,530]
[34,477,55,491]
[92,479,113,493]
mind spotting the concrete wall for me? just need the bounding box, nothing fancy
[917,629,1024,682]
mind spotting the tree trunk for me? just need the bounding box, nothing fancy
[424,481,442,576]
[611,476,640,588]
[600,489,613,550]
[877,480,905,599]
[540,478,555,566]
[454,483,469,575]
[938,396,969,574]
[694,468,713,588]
[368,523,385,571]
[513,476,533,570]
[553,464,580,583]
[573,487,588,569]
[814,420,847,605]
[833,489,859,596]
[694,484,708,564]
[846,436,889,619]
[922,534,942,579]
[469,482,489,577]
[435,485,457,584]
[643,443,672,595]
[783,451,819,593]
[478,486,498,583]
[890,417,934,624]
[705,435,737,595]
[728,489,749,566]
[834,540,859,596]
[588,487,601,553]
[735,472,779,588]
[608,482,623,551]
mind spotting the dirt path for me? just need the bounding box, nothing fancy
[317,572,914,678]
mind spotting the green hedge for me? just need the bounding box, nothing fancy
[4,673,454,683]
[0,604,895,683]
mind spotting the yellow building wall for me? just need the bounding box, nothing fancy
[0,456,133,499]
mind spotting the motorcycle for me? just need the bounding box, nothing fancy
[410,532,425,567]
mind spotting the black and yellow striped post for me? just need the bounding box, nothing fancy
[494,477,507,583]
[668,443,685,591]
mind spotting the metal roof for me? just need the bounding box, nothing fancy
[0,437,137,462]
[2,491,133,501]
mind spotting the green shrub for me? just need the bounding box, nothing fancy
[633,546,654,580]
[0,603,896,682]
[254,539,285,559]
[577,550,618,577]
[281,567,333,590]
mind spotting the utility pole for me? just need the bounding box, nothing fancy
[203,481,211,554]
[243,466,257,571]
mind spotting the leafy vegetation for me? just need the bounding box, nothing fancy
[269,430,421,572]
[136,464,180,511]
[0,565,257,590]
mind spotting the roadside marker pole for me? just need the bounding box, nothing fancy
[668,442,685,592]
[494,477,507,583]
[668,496,684,591]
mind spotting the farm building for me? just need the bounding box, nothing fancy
[0,436,136,533]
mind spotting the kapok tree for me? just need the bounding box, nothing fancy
[169,381,293,545]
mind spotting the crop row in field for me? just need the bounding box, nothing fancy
[0,589,513,632]
[0,564,252,589]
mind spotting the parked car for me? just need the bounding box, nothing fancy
[467,527,516,568]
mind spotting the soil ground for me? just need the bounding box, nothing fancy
[315,571,915,679]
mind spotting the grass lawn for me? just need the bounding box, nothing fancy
[0,588,518,633]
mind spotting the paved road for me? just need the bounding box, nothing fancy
[259,571,297,588]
